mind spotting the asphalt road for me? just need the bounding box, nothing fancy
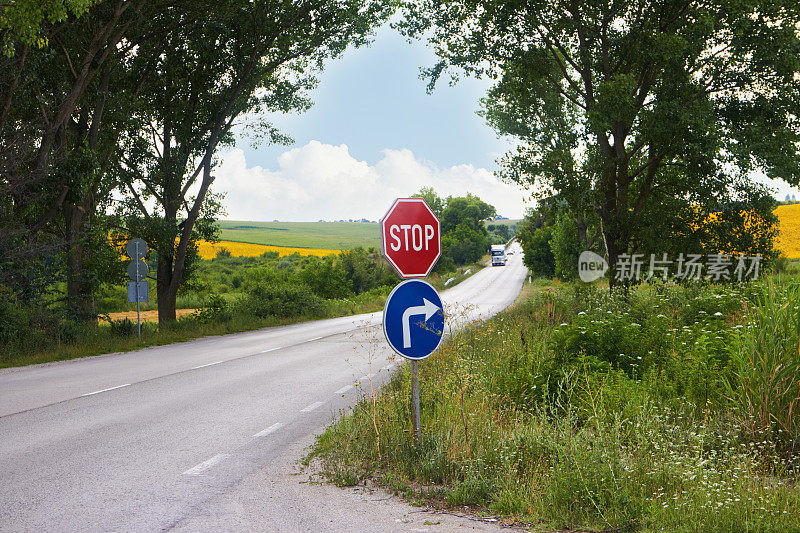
[0,244,528,532]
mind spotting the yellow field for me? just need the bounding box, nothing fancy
[775,204,800,259]
[196,240,340,260]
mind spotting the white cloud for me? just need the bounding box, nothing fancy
[212,141,529,221]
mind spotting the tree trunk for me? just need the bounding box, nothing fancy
[64,203,97,324]
[156,250,177,324]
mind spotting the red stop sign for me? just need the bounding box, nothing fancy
[380,198,441,278]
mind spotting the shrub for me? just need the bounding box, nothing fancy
[109,318,136,337]
[240,282,324,319]
[0,286,30,348]
[193,293,232,324]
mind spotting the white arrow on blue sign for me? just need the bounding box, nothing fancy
[383,279,445,360]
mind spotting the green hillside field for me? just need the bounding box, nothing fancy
[216,219,521,250]
[217,220,381,250]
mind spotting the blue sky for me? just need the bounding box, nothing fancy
[241,24,510,170]
[216,23,528,222]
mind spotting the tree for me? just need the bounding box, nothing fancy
[401,0,799,284]
[517,216,554,277]
[411,186,444,216]
[439,193,496,265]
[121,0,393,323]
[0,0,153,314]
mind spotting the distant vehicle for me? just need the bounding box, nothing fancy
[490,244,506,266]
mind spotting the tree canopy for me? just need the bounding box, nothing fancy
[400,0,799,282]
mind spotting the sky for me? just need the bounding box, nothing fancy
[213,22,528,222]
[212,21,800,223]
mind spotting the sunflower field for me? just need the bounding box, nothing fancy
[775,204,800,259]
[196,240,340,260]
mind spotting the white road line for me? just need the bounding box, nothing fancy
[192,361,222,370]
[334,385,353,395]
[306,336,324,341]
[300,401,324,413]
[81,384,130,397]
[360,374,373,381]
[252,423,283,438]
[259,347,280,354]
[182,454,231,476]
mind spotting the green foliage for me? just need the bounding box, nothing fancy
[411,187,444,217]
[401,0,795,281]
[441,224,488,266]
[192,294,232,324]
[339,247,398,294]
[730,280,800,454]
[550,212,583,281]
[520,225,555,277]
[312,280,800,532]
[108,318,136,338]
[297,256,353,299]
[0,286,32,348]
[412,191,497,267]
[0,0,98,55]
[240,282,324,319]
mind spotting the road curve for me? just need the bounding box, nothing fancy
[0,244,527,532]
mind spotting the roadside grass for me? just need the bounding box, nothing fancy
[0,261,487,369]
[309,280,800,532]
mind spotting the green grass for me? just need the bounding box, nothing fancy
[309,280,800,532]
[216,219,519,251]
[217,220,381,250]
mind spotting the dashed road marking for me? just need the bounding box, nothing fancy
[259,347,280,354]
[334,385,353,395]
[300,401,324,413]
[182,454,230,476]
[192,361,222,370]
[252,423,283,438]
[81,384,130,397]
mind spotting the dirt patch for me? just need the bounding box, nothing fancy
[105,309,196,323]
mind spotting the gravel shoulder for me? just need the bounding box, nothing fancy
[168,433,516,533]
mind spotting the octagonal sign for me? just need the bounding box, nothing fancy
[381,198,441,278]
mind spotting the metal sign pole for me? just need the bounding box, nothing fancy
[411,360,421,445]
[135,242,141,339]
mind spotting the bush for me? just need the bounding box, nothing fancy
[240,282,324,319]
[193,293,232,324]
[109,317,136,337]
[0,287,30,348]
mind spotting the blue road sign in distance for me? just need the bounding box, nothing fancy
[383,279,445,360]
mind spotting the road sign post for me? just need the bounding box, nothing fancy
[383,279,444,446]
[126,238,149,339]
[381,199,443,447]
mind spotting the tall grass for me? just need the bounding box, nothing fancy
[731,280,800,456]
[310,283,800,532]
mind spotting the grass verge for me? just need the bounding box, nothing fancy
[309,280,800,532]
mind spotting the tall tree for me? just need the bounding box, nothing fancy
[121,0,393,323]
[0,0,148,307]
[401,0,800,283]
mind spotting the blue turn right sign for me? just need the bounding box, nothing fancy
[383,279,445,360]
